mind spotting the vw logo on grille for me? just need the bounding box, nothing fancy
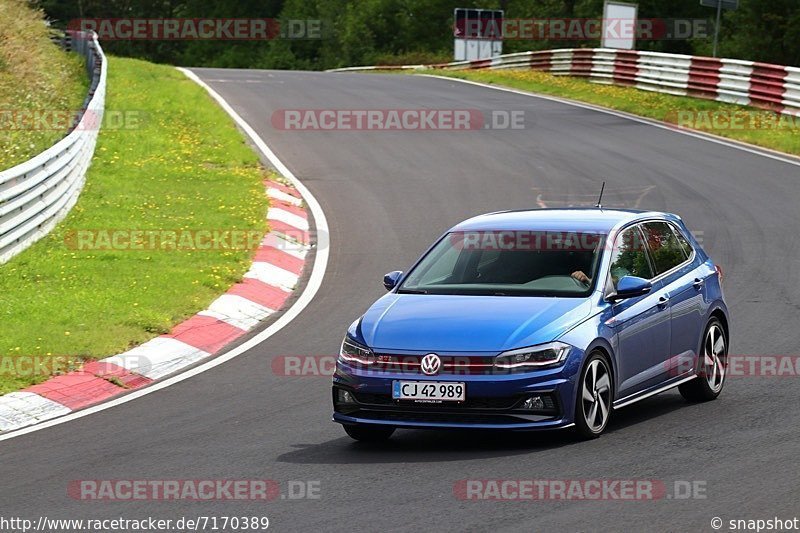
[420,353,441,376]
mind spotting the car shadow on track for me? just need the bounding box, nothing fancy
[277,431,572,464]
[605,393,689,433]
[277,393,691,464]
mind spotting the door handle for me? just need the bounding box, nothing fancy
[657,295,670,309]
[693,277,705,289]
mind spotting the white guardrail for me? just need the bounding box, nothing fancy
[0,31,106,264]
[329,48,800,117]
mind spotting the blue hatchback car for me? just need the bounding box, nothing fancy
[332,208,729,440]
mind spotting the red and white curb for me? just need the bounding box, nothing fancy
[0,179,310,432]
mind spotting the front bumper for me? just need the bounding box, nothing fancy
[331,359,580,431]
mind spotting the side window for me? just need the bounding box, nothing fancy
[641,221,688,275]
[608,226,653,289]
[670,224,694,259]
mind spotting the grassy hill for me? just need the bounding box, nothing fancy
[0,0,87,170]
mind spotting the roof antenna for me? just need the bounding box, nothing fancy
[595,181,606,209]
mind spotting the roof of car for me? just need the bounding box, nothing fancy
[451,208,676,233]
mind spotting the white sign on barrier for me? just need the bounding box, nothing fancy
[602,1,638,50]
[453,8,503,61]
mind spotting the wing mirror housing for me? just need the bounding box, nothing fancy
[383,271,403,291]
[610,276,652,301]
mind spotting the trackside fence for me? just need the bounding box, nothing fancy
[0,31,106,264]
[329,48,800,117]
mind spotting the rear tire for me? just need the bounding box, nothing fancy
[574,351,613,440]
[343,424,395,442]
[679,318,727,402]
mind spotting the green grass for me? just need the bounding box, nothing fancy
[420,69,800,156]
[0,0,88,170]
[0,56,270,393]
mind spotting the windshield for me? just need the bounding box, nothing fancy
[398,230,605,297]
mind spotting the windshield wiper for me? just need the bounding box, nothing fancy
[397,288,428,294]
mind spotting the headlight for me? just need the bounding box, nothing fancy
[339,337,375,366]
[494,341,571,370]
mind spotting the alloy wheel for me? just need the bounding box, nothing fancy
[703,323,727,393]
[581,359,612,433]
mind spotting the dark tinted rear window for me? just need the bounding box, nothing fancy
[671,224,694,259]
[641,221,688,275]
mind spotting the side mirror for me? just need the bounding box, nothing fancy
[611,276,652,301]
[383,271,403,291]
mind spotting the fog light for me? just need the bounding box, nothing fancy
[522,396,545,410]
[337,389,356,404]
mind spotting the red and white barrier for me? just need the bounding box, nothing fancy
[329,49,800,116]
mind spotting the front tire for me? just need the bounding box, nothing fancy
[679,318,727,402]
[343,424,395,442]
[574,352,613,439]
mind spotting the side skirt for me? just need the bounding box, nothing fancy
[613,374,697,409]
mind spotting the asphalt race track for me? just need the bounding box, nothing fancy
[2,70,799,531]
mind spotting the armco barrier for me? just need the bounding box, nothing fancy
[0,31,106,264]
[329,48,800,117]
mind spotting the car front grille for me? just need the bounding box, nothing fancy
[334,385,561,426]
[352,410,526,425]
[353,392,523,410]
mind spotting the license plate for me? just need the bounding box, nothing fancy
[392,380,466,402]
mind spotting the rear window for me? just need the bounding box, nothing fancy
[640,221,689,275]
[671,224,695,259]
